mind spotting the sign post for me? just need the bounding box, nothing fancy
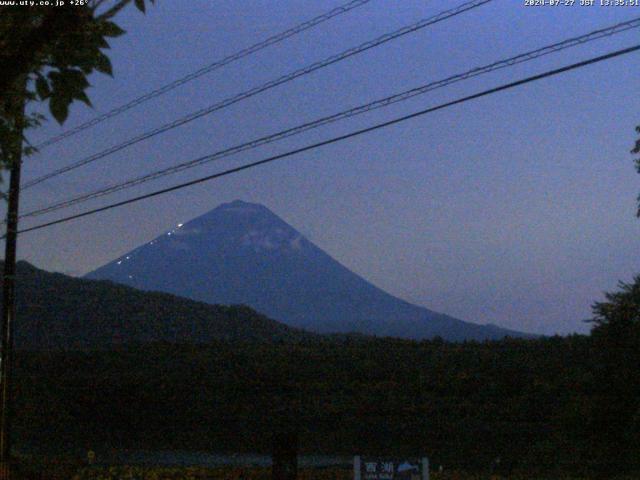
[354,456,361,480]
[422,458,429,480]
[354,457,429,480]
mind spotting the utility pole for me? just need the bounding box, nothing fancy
[0,79,26,480]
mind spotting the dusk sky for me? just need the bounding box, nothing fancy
[7,0,640,336]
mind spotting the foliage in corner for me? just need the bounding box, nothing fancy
[588,275,640,474]
[591,275,640,332]
[0,0,154,171]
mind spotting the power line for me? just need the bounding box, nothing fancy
[33,0,374,150]
[21,17,640,219]
[22,0,492,190]
[13,44,640,237]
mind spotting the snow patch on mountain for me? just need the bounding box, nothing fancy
[240,227,302,252]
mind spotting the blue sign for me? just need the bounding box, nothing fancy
[356,457,427,480]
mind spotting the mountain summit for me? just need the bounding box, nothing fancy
[86,200,528,340]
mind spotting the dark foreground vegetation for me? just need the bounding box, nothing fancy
[11,326,639,478]
[3,266,639,478]
[11,463,640,480]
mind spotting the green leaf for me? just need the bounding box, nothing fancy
[49,95,69,124]
[57,69,89,98]
[96,36,110,49]
[35,76,51,99]
[74,90,93,107]
[102,21,125,38]
[134,0,146,13]
[95,52,113,76]
[78,62,94,75]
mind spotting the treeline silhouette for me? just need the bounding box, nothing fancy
[12,331,639,476]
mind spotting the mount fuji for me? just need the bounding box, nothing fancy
[85,200,529,341]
